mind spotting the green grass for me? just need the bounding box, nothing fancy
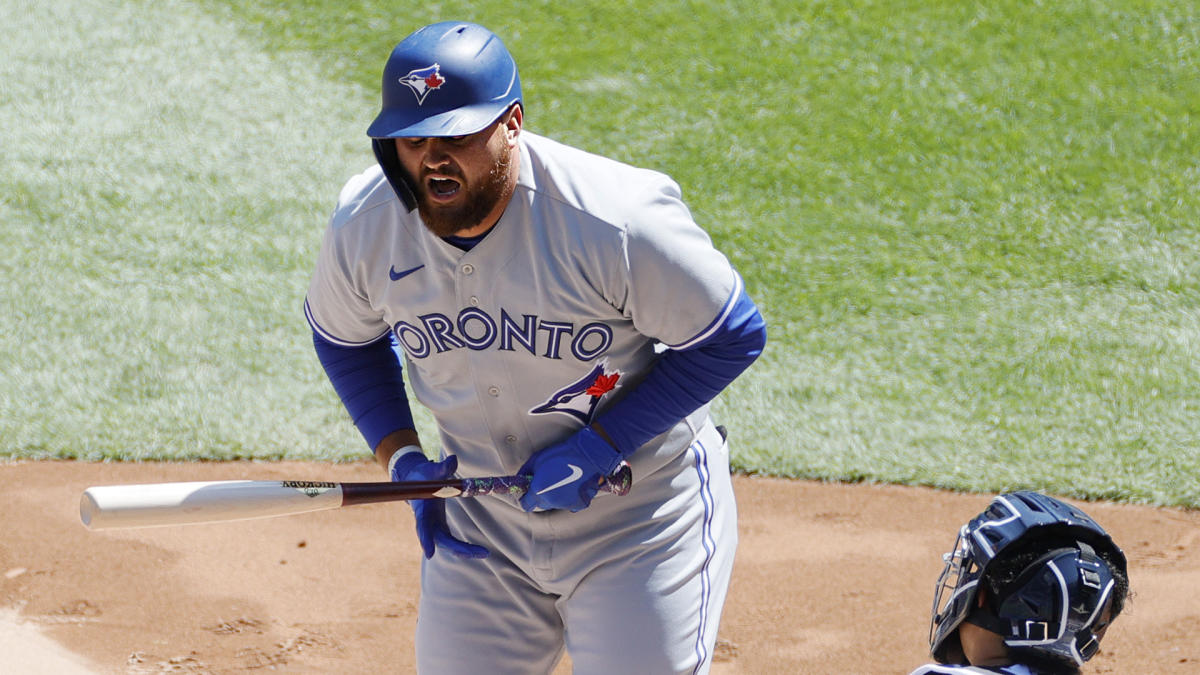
[2,0,1198,506]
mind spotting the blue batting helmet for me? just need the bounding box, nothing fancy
[929,491,1128,669]
[367,21,522,139]
[367,21,522,210]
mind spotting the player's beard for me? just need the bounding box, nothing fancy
[414,147,515,239]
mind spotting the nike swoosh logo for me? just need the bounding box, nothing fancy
[536,464,583,495]
[389,264,425,281]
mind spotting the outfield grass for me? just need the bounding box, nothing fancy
[2,0,1197,506]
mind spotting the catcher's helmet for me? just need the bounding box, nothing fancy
[366,21,522,210]
[929,491,1127,670]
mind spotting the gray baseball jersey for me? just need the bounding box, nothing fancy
[306,131,739,487]
[305,130,740,673]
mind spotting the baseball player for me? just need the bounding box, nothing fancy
[303,21,767,674]
[908,491,1130,675]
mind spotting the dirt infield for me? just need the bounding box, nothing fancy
[2,460,1197,673]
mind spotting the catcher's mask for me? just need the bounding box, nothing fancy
[367,21,522,210]
[929,491,1127,669]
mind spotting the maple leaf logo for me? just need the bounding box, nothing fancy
[586,373,620,397]
[424,72,445,89]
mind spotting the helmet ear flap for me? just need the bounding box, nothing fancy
[372,139,417,212]
[991,544,1119,668]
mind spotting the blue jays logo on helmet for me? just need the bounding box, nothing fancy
[399,64,446,105]
[369,22,521,139]
[530,362,622,424]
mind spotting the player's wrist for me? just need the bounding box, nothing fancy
[588,422,619,450]
[577,426,624,476]
[387,444,425,481]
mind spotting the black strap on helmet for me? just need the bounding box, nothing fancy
[371,139,418,212]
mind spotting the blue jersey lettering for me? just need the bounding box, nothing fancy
[392,308,613,363]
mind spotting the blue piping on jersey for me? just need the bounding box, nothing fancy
[305,297,391,348]
[690,434,718,675]
[669,273,744,351]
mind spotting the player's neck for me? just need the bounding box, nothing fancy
[959,622,1011,667]
[442,231,489,251]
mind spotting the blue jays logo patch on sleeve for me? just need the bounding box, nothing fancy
[530,361,622,424]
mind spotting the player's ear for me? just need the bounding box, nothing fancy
[503,104,523,143]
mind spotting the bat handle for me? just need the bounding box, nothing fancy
[459,461,633,498]
[600,461,633,496]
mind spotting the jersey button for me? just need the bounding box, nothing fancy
[469,296,480,306]
[461,263,475,275]
[487,386,500,397]
[505,435,517,444]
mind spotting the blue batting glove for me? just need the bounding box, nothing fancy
[391,452,489,560]
[518,427,623,513]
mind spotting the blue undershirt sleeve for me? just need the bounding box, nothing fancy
[312,331,416,452]
[594,285,767,456]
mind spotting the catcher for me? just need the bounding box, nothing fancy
[909,491,1130,675]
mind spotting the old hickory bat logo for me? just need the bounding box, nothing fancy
[281,481,337,498]
[399,64,446,105]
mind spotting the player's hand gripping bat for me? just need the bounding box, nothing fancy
[80,463,632,531]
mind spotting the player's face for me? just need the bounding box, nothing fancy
[395,105,523,238]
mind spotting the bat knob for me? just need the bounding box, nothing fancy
[603,462,633,496]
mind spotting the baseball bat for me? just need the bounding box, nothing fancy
[80,463,633,531]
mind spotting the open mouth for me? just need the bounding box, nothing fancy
[426,177,461,201]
